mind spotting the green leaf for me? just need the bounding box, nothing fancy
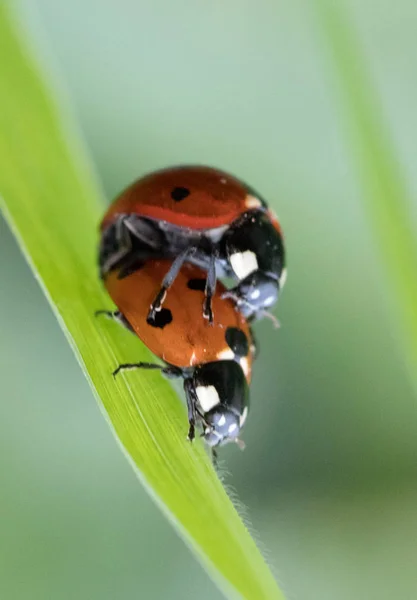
[315,1,417,387]
[0,6,283,600]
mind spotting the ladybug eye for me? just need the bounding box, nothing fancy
[147,308,173,329]
[171,187,190,202]
[225,327,249,358]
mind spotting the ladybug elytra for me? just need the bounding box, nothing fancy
[99,165,286,324]
[97,259,254,451]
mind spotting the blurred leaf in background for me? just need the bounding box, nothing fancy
[0,3,282,599]
[1,1,417,599]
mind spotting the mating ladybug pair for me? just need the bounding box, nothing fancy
[97,165,286,455]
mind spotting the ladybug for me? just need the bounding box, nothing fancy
[97,259,255,451]
[99,165,286,324]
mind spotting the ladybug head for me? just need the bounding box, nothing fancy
[191,360,249,448]
[223,271,279,320]
[203,406,242,447]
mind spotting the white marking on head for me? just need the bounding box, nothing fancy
[230,250,258,280]
[245,195,262,210]
[217,347,235,361]
[263,295,275,307]
[280,267,288,288]
[251,288,261,300]
[196,385,220,413]
[240,407,249,427]
[218,415,226,427]
[228,422,238,434]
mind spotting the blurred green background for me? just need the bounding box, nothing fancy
[1,1,417,598]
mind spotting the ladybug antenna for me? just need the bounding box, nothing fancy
[235,438,246,451]
[221,289,238,303]
[259,310,281,329]
[222,291,281,328]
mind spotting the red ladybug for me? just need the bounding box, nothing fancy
[99,165,286,324]
[97,259,254,451]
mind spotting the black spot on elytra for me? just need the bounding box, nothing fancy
[171,186,190,202]
[225,327,249,358]
[147,308,173,329]
[187,278,206,292]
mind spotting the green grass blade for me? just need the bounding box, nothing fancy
[0,6,284,599]
[315,1,417,384]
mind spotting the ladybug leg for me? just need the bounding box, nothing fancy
[95,309,134,333]
[116,232,165,280]
[211,448,218,467]
[183,378,199,442]
[100,216,163,278]
[203,250,218,324]
[112,362,182,378]
[123,215,163,250]
[113,362,164,377]
[148,246,197,322]
[99,216,134,276]
[116,251,153,280]
[95,313,186,377]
